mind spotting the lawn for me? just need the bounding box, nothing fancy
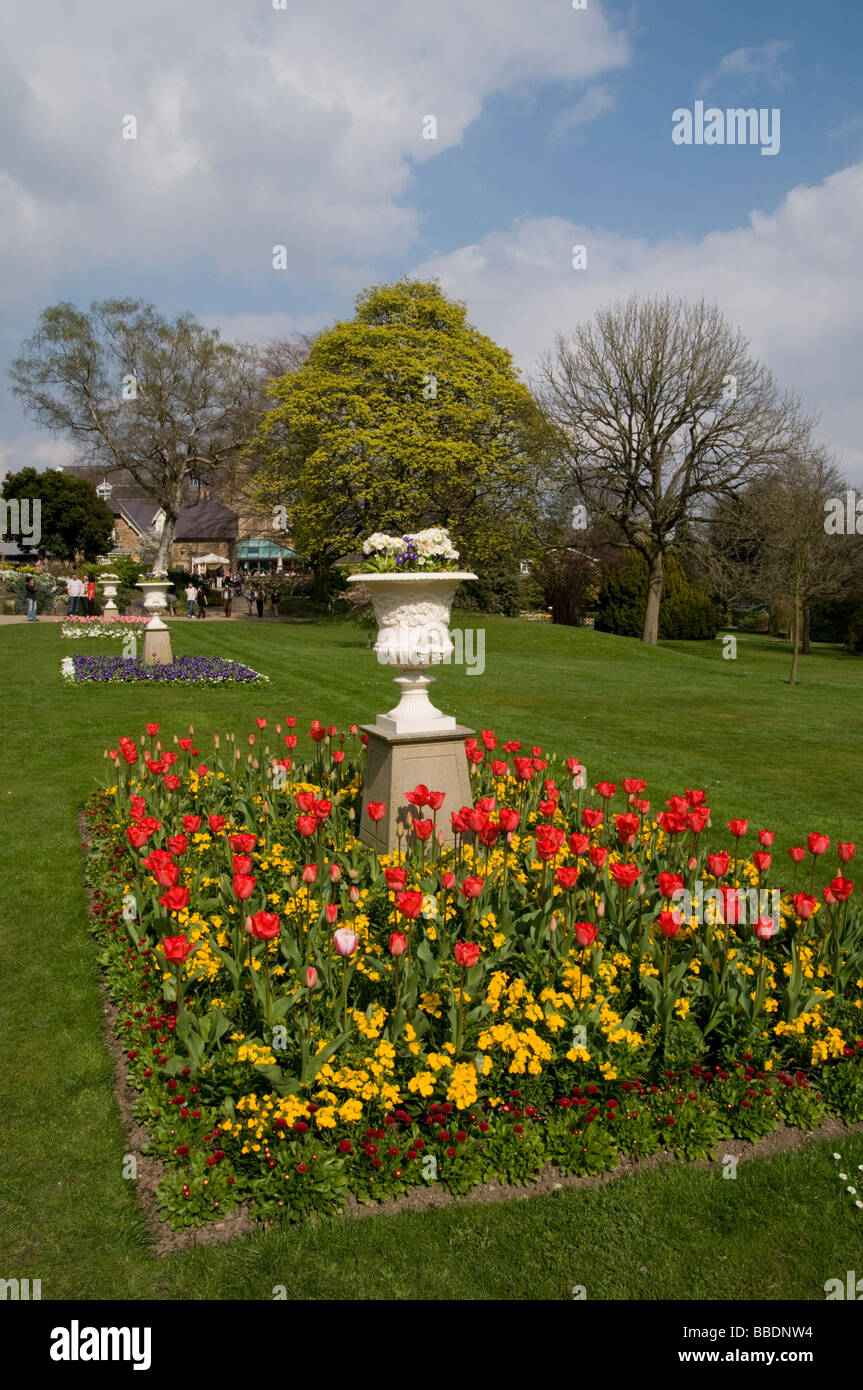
[1,614,862,1300]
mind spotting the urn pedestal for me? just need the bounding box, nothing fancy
[142,615,173,666]
[348,569,477,852]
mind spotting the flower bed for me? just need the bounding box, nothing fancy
[61,617,151,639]
[62,655,268,685]
[84,720,863,1228]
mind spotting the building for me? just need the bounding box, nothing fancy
[60,465,297,572]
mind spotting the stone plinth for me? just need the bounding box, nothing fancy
[142,615,173,666]
[358,722,474,854]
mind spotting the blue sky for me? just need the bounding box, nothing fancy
[2,0,862,480]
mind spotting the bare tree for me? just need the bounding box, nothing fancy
[535,294,812,644]
[709,449,855,684]
[9,300,259,571]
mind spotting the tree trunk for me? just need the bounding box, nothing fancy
[641,549,663,645]
[154,514,177,573]
[788,573,802,686]
[801,603,811,655]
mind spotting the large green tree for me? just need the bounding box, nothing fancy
[9,300,259,571]
[1,466,114,561]
[247,279,546,595]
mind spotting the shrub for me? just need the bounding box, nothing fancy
[595,551,721,640]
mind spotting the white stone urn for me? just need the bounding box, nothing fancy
[348,570,476,734]
[100,572,120,617]
[136,580,174,614]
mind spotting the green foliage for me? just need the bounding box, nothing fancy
[595,551,721,640]
[1,466,113,561]
[248,278,544,585]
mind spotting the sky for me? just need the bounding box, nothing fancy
[2,0,862,482]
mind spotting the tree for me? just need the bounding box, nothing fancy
[705,449,855,684]
[247,278,545,597]
[9,300,259,572]
[594,549,721,640]
[536,294,812,644]
[1,466,113,561]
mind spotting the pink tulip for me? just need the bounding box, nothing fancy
[333,928,358,957]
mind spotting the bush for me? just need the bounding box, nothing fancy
[459,566,523,616]
[595,551,721,640]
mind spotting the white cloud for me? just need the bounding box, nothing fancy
[411,161,863,484]
[0,430,77,480]
[0,0,630,308]
[550,84,617,140]
[699,39,792,95]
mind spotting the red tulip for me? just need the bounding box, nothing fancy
[753,916,777,941]
[454,941,480,969]
[442,872,456,891]
[596,781,617,800]
[707,851,730,879]
[555,866,579,890]
[151,862,179,889]
[622,777,647,795]
[758,829,775,848]
[412,818,434,841]
[611,863,641,889]
[829,877,854,903]
[535,825,565,860]
[807,833,830,856]
[684,788,706,807]
[788,846,806,863]
[297,815,317,837]
[146,723,159,736]
[427,790,446,811]
[232,874,256,900]
[207,815,226,834]
[232,854,254,876]
[406,784,431,809]
[685,807,710,834]
[325,904,339,925]
[228,833,257,853]
[657,910,682,938]
[657,811,687,835]
[573,922,598,948]
[182,814,201,834]
[301,864,318,885]
[162,934,192,962]
[126,825,150,849]
[481,729,497,750]
[491,759,509,777]
[304,966,318,989]
[248,912,280,941]
[163,775,181,792]
[498,807,520,833]
[385,866,408,891]
[615,812,640,845]
[726,819,748,839]
[459,877,484,899]
[589,846,608,869]
[581,808,603,830]
[389,931,408,957]
[567,832,589,856]
[657,872,684,901]
[159,886,190,913]
[366,801,386,822]
[837,842,856,863]
[792,892,818,920]
[513,757,535,782]
[752,851,772,874]
[165,834,188,857]
[396,890,425,919]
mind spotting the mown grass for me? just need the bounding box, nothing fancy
[1,616,861,1300]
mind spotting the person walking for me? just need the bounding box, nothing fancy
[25,575,38,622]
[86,575,96,617]
[245,583,254,616]
[196,584,208,619]
[255,585,265,619]
[223,586,233,619]
[184,581,197,618]
[271,585,281,619]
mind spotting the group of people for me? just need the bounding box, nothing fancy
[184,576,283,619]
[66,575,97,616]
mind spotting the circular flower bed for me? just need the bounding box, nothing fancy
[62,654,268,684]
[84,720,863,1227]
